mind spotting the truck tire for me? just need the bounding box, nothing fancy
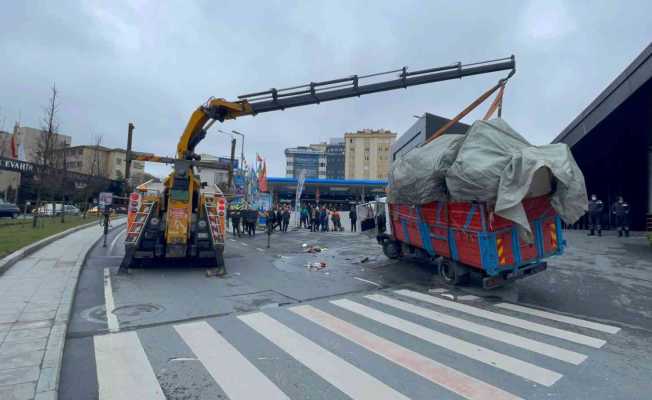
[439,259,467,286]
[382,240,401,259]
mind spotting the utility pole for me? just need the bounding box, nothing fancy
[227,137,236,192]
[125,122,134,195]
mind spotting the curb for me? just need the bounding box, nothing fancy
[36,219,127,400]
[0,217,119,276]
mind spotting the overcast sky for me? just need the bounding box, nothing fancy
[1,1,651,177]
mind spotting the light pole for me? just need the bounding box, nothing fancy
[231,130,245,169]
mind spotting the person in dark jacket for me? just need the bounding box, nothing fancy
[349,206,357,232]
[319,206,328,232]
[612,196,630,237]
[275,207,283,231]
[587,194,604,236]
[245,208,258,236]
[281,206,291,232]
[310,206,319,232]
[230,208,242,237]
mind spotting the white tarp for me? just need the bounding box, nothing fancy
[388,118,588,234]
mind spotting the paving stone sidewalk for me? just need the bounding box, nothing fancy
[0,223,119,400]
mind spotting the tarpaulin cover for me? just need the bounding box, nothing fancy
[388,118,587,234]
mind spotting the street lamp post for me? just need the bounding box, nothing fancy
[231,130,245,169]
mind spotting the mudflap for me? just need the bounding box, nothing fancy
[483,261,547,289]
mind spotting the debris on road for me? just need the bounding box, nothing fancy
[305,245,323,253]
[305,261,327,271]
[360,256,370,263]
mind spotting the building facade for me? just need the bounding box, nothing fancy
[285,145,326,179]
[62,145,145,181]
[344,129,396,180]
[197,154,239,187]
[325,138,345,179]
[12,125,72,163]
[391,113,470,161]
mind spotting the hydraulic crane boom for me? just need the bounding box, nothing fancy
[177,56,515,161]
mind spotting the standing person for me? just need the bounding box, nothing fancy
[331,208,341,232]
[310,205,318,232]
[245,208,258,236]
[275,206,283,232]
[349,205,357,232]
[301,205,309,229]
[587,194,604,236]
[282,206,291,232]
[612,196,630,237]
[319,206,327,232]
[231,207,242,237]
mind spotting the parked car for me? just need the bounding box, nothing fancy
[0,198,20,218]
[37,203,81,216]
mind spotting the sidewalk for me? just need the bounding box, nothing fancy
[0,223,114,400]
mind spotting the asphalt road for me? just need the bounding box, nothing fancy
[59,226,652,399]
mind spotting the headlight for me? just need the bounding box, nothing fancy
[198,220,207,229]
[150,217,159,226]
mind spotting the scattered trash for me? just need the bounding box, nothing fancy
[428,288,448,294]
[441,293,456,300]
[305,261,327,271]
[305,245,322,253]
[205,268,226,277]
[302,243,308,248]
[360,256,370,263]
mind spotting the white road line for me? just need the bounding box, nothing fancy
[175,321,290,400]
[495,303,621,334]
[103,268,119,333]
[94,331,165,400]
[241,242,248,246]
[332,299,562,387]
[108,228,126,255]
[256,248,265,252]
[353,277,382,287]
[239,312,410,400]
[457,295,481,301]
[396,290,606,349]
[367,294,586,365]
[291,305,522,400]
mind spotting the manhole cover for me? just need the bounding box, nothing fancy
[113,304,165,322]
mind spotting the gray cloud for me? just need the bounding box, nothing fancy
[1,0,650,177]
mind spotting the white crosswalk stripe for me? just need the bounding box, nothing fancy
[175,321,290,400]
[331,299,563,387]
[494,303,621,334]
[238,312,411,399]
[93,290,620,399]
[291,304,523,400]
[94,331,165,400]
[395,289,607,348]
[366,294,587,365]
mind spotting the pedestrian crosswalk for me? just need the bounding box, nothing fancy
[93,289,621,400]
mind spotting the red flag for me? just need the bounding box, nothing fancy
[10,133,17,159]
[258,161,268,192]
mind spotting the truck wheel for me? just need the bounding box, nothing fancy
[382,241,401,259]
[439,259,467,286]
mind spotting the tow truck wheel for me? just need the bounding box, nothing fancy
[439,259,465,286]
[382,240,401,259]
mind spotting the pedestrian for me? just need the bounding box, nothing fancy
[349,205,357,232]
[587,194,604,236]
[245,208,258,236]
[275,206,283,232]
[311,205,319,232]
[319,206,328,232]
[231,207,242,237]
[282,206,291,232]
[331,208,341,231]
[612,196,630,237]
[301,205,309,229]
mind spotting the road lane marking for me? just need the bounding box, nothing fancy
[103,268,119,333]
[395,289,606,349]
[291,305,522,400]
[367,294,587,365]
[108,228,126,255]
[94,331,165,400]
[256,248,264,252]
[175,321,289,400]
[239,312,410,400]
[495,303,621,334]
[331,299,562,387]
[353,277,382,287]
[241,242,248,246]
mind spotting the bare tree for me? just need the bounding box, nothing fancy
[33,84,63,227]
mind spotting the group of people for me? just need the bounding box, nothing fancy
[227,205,259,237]
[264,205,292,233]
[586,194,630,237]
[297,203,357,233]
